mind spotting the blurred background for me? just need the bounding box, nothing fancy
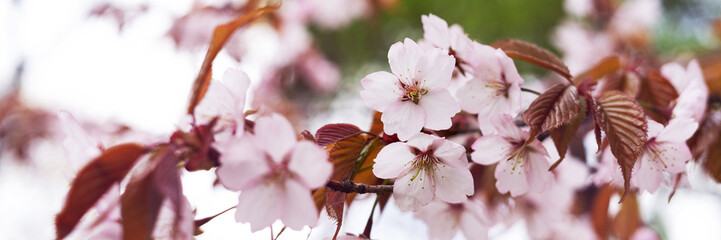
[2,0,721,239]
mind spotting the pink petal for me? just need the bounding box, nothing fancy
[432,138,468,168]
[470,135,513,165]
[419,89,460,130]
[649,142,690,174]
[657,117,698,143]
[415,48,455,89]
[280,180,319,230]
[235,182,283,232]
[372,142,415,179]
[216,136,269,191]
[381,101,426,141]
[221,68,251,124]
[393,167,435,211]
[646,119,664,139]
[406,132,436,152]
[433,164,474,203]
[661,62,688,92]
[421,14,450,49]
[497,49,525,85]
[254,113,297,162]
[448,24,472,55]
[490,114,526,142]
[424,207,458,240]
[388,38,424,84]
[360,71,403,111]
[459,201,489,240]
[632,153,664,193]
[494,156,530,197]
[525,142,553,191]
[288,141,332,188]
[455,79,487,114]
[58,110,101,172]
[465,43,503,77]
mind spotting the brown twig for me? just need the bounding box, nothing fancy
[325,180,393,194]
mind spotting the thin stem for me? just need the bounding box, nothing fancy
[325,180,393,194]
[362,179,388,238]
[520,87,542,96]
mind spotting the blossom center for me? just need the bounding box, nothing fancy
[398,81,428,104]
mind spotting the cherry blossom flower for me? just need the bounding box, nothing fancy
[609,0,661,40]
[216,113,332,231]
[421,14,474,73]
[360,38,459,140]
[414,198,490,240]
[470,114,553,197]
[552,22,615,75]
[661,60,709,121]
[372,133,473,211]
[455,44,524,134]
[632,118,697,193]
[194,68,250,139]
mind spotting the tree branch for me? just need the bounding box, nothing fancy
[325,180,393,194]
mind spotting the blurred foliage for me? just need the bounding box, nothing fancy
[310,0,565,82]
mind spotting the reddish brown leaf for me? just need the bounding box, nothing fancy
[369,111,384,136]
[315,123,362,147]
[688,110,721,160]
[312,134,384,228]
[599,72,640,98]
[704,131,721,183]
[522,84,582,144]
[613,194,642,239]
[699,50,721,95]
[186,4,279,114]
[55,143,146,239]
[596,91,648,201]
[492,39,571,79]
[591,184,613,240]
[548,97,587,170]
[638,71,679,124]
[573,56,622,86]
[121,145,184,240]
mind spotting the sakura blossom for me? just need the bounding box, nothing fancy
[194,68,250,139]
[421,14,474,74]
[470,114,553,197]
[661,60,709,121]
[216,113,332,231]
[372,133,473,211]
[633,118,697,193]
[455,44,524,134]
[360,38,460,140]
[414,198,490,240]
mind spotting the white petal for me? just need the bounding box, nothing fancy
[632,153,663,193]
[525,142,553,192]
[497,49,525,85]
[222,68,251,124]
[393,167,435,211]
[657,117,698,143]
[419,90,460,130]
[288,141,332,188]
[433,164,474,203]
[280,180,319,230]
[490,114,526,142]
[459,208,489,240]
[406,132,437,152]
[360,71,403,111]
[216,136,269,191]
[494,157,530,197]
[415,48,456,89]
[432,138,468,168]
[388,38,424,84]
[455,78,487,114]
[470,135,513,165]
[372,142,415,179]
[646,119,664,139]
[381,101,426,141]
[235,183,283,232]
[421,14,450,49]
[253,113,297,162]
